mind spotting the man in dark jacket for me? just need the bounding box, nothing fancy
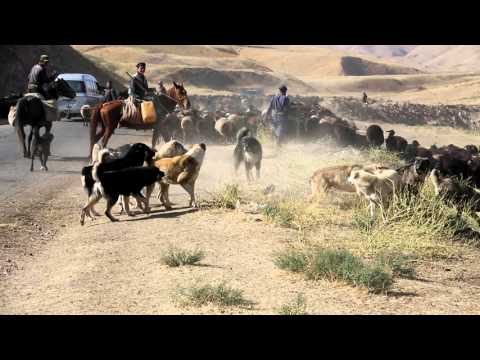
[27,55,57,99]
[103,80,117,103]
[362,91,368,104]
[129,62,149,102]
[266,85,290,147]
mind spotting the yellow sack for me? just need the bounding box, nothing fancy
[141,101,157,124]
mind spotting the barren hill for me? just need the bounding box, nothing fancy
[72,45,421,95]
[0,45,127,96]
[67,45,480,105]
[318,45,418,58]
[237,46,422,78]
[402,45,480,72]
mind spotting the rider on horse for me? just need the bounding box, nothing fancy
[129,62,149,103]
[27,55,57,99]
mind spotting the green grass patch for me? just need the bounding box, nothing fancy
[274,248,393,294]
[161,247,205,267]
[273,249,308,272]
[178,282,253,308]
[278,294,308,315]
[202,184,242,209]
[364,147,405,169]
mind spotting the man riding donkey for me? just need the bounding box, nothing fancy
[10,54,75,161]
[27,55,58,99]
[265,85,291,148]
[25,55,58,155]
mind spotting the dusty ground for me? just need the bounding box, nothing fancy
[1,121,480,314]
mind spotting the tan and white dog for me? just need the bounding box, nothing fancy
[154,140,188,160]
[154,143,207,209]
[310,164,389,199]
[348,167,402,221]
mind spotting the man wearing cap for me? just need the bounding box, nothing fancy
[265,85,291,147]
[129,62,149,102]
[27,55,57,99]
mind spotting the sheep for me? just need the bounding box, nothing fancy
[80,104,91,127]
[215,117,236,144]
[366,124,384,147]
[180,115,196,144]
[430,169,480,212]
[385,130,408,153]
[465,145,479,156]
[331,123,358,147]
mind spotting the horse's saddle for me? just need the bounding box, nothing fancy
[20,93,59,123]
[119,97,157,127]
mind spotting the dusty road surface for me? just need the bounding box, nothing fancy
[1,121,480,314]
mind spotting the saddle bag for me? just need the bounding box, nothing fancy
[141,101,157,124]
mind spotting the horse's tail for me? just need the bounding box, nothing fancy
[89,105,102,157]
[15,97,29,127]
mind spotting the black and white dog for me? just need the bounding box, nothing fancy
[233,127,263,182]
[81,165,164,225]
[80,143,157,224]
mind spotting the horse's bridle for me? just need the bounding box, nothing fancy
[157,90,190,114]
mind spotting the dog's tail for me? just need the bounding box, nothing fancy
[92,148,111,182]
[236,127,250,143]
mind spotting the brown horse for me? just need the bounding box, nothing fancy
[88,82,191,159]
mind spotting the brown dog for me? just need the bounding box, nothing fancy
[154,143,206,209]
[310,165,362,197]
[310,164,388,199]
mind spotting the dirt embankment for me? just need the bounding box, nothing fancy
[164,67,315,93]
[340,56,422,76]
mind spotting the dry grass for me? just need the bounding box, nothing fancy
[352,182,480,259]
[278,293,308,315]
[274,248,393,293]
[161,247,205,267]
[177,282,254,308]
[200,184,242,209]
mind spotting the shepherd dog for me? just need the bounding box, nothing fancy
[80,165,164,225]
[154,143,207,210]
[234,127,263,182]
[80,143,156,222]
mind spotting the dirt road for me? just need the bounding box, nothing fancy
[1,121,480,314]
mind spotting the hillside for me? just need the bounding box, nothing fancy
[402,45,480,72]
[0,45,127,96]
[72,45,421,95]
[237,46,422,78]
[318,45,418,58]
[28,45,480,105]
[73,45,316,94]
